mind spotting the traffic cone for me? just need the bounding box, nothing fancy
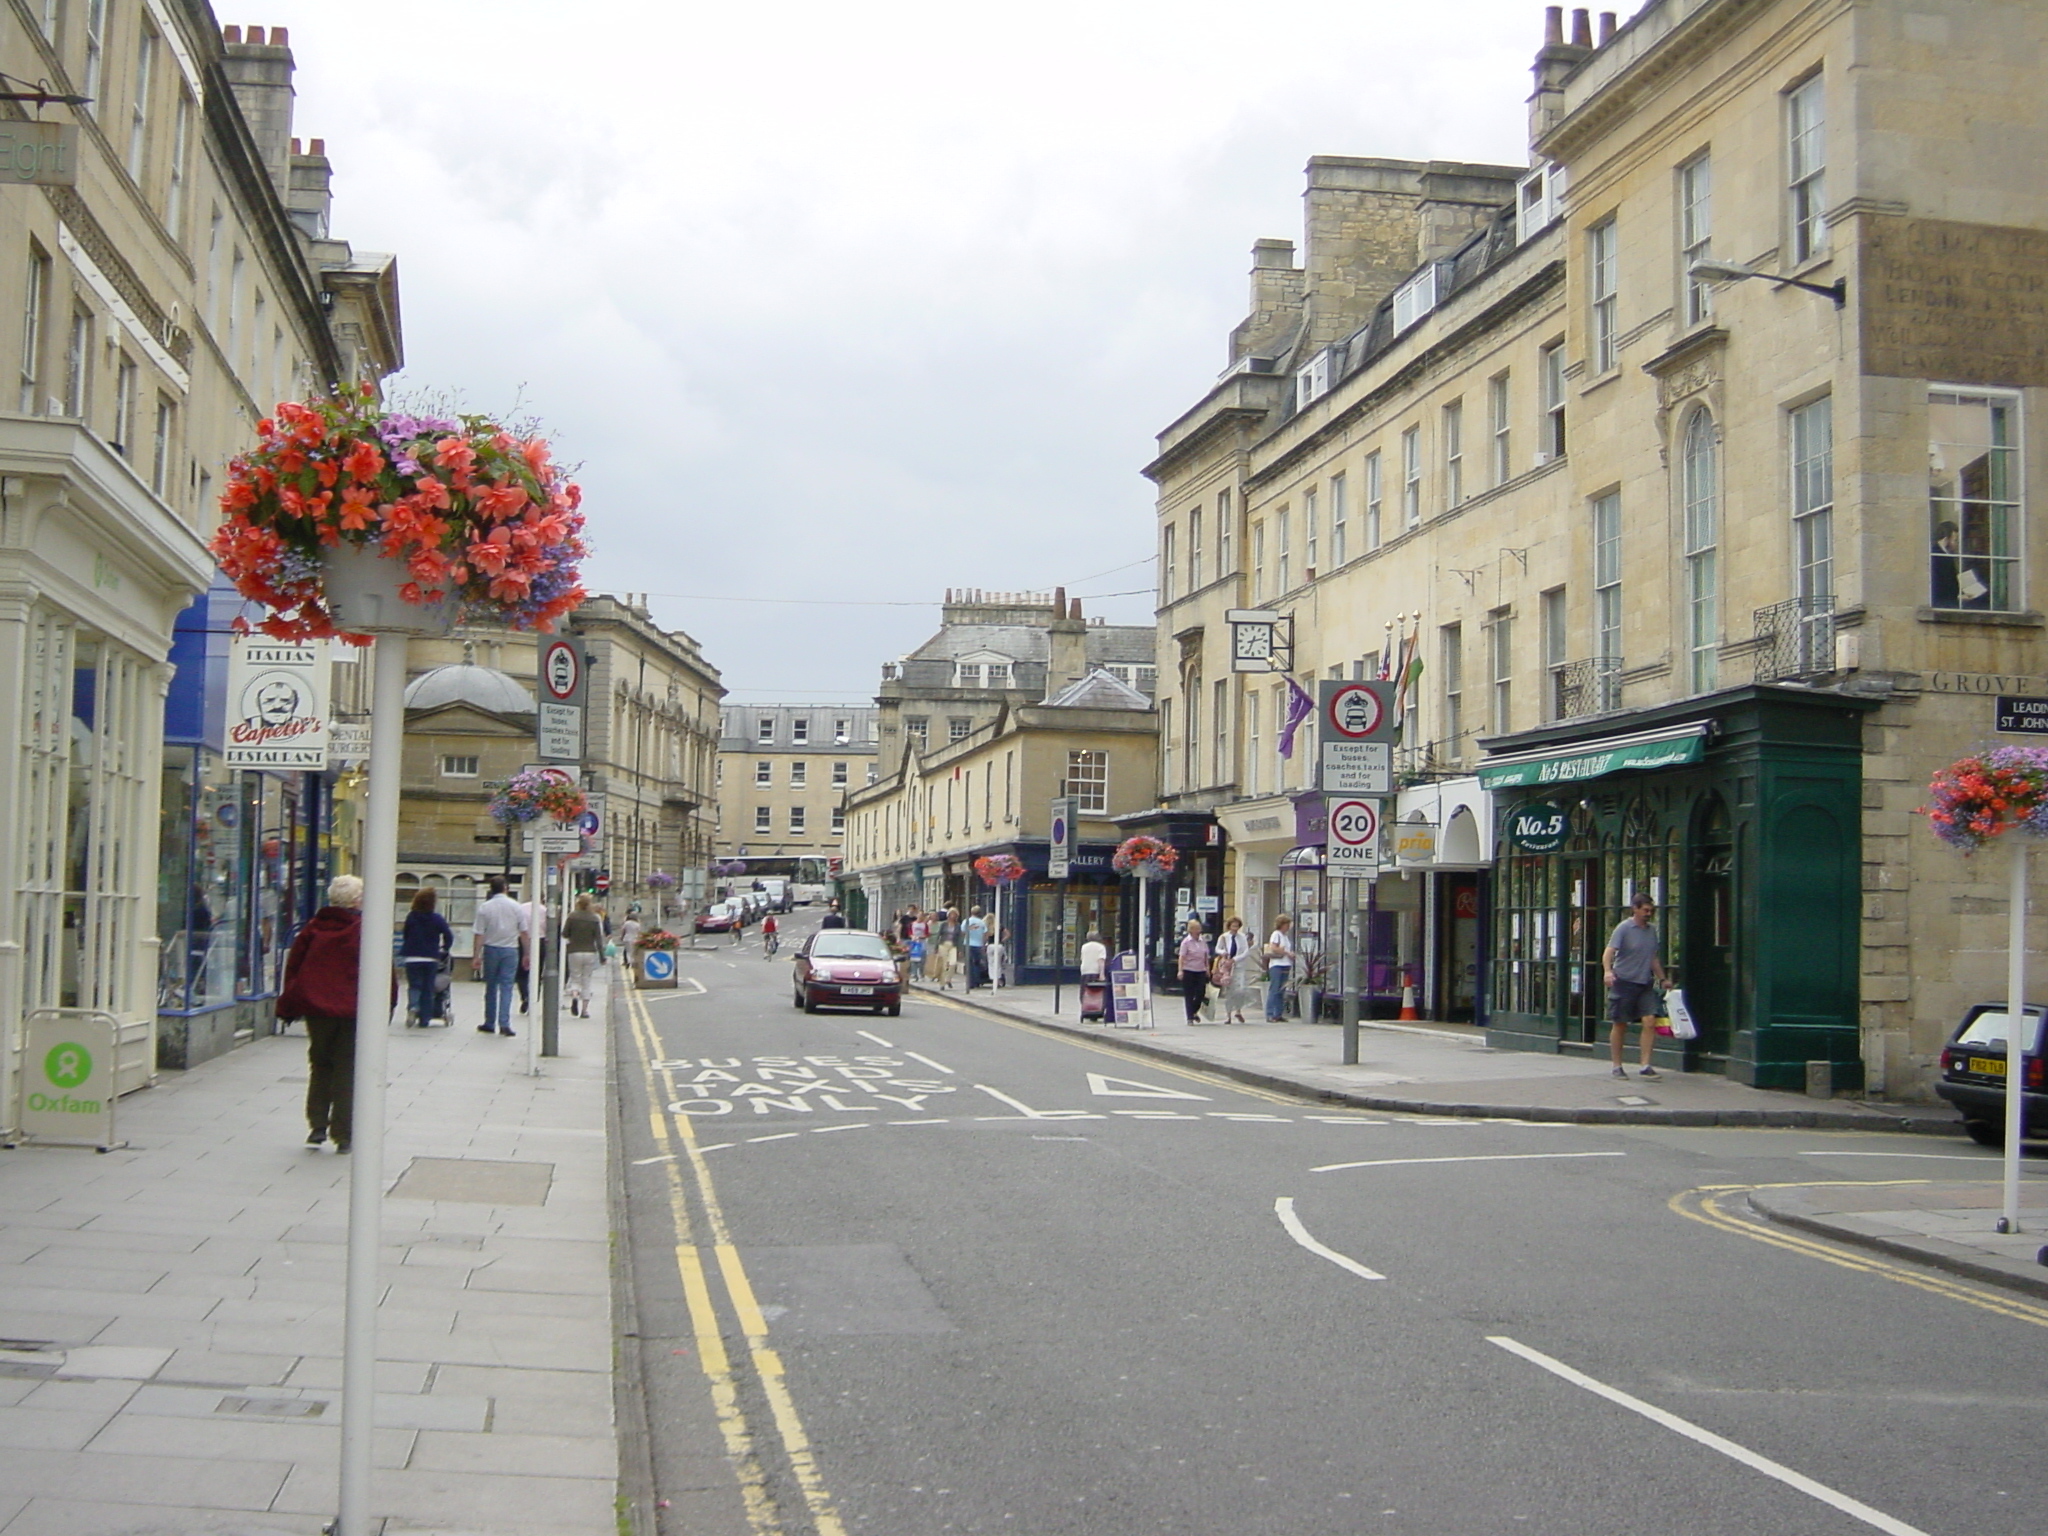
[1398,979,1419,1021]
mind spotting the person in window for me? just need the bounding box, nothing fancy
[1932,520,1991,609]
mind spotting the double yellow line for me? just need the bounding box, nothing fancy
[625,984,847,1536]
[1672,1182,2048,1329]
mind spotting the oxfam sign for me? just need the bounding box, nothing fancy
[20,1014,119,1148]
[1506,801,1570,854]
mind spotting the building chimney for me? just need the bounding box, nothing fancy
[1570,7,1592,47]
[221,23,297,198]
[1044,593,1089,700]
[1598,10,1617,43]
[286,136,332,240]
[1530,4,1596,145]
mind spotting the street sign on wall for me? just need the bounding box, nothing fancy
[1995,695,2048,734]
[1324,796,1383,876]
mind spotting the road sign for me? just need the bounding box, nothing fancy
[1318,739,1393,793]
[1995,695,2048,734]
[525,829,583,855]
[536,637,588,764]
[1325,796,1383,876]
[1049,796,1077,879]
[1318,680,1395,744]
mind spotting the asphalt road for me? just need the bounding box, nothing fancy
[616,913,2047,1536]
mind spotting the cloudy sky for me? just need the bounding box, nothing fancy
[255,0,1546,701]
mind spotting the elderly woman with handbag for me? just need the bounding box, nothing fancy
[1210,915,1252,1024]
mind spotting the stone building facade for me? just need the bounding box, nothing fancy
[0,14,400,1103]
[714,703,879,891]
[1148,0,2048,1099]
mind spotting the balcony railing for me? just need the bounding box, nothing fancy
[1753,596,1834,683]
[1547,656,1621,720]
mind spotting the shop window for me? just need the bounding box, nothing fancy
[1928,389,2020,612]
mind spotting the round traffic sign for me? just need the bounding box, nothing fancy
[1050,813,1068,846]
[577,810,601,835]
[541,640,581,703]
[1325,683,1386,740]
[1328,797,1380,848]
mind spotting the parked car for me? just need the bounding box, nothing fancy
[695,900,741,934]
[1935,1002,2046,1146]
[793,929,903,1016]
[759,878,792,913]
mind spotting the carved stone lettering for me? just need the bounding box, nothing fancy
[1860,218,2048,387]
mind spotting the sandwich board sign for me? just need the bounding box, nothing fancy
[16,1011,123,1149]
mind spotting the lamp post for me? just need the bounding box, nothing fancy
[1688,257,1846,308]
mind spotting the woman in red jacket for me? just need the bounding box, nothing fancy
[279,874,365,1152]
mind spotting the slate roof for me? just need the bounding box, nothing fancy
[1042,669,1154,711]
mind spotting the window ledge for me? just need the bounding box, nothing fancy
[1576,367,1623,396]
[1917,607,2044,628]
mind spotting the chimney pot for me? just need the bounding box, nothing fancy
[1570,8,1592,47]
[1070,600,1083,620]
[271,25,288,45]
[309,137,325,156]
[289,136,300,155]
[223,24,241,42]
[1598,10,1617,42]
[1053,586,1067,613]
[247,25,264,44]
[1543,5,1563,44]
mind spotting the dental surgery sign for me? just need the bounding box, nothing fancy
[19,1012,118,1148]
[225,639,331,769]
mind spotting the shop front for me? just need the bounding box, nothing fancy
[1390,778,1494,1025]
[1111,810,1225,992]
[1480,687,1876,1090]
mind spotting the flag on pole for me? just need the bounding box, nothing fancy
[1276,676,1316,759]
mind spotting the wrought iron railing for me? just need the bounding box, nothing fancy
[1548,656,1621,720]
[1753,596,1834,683]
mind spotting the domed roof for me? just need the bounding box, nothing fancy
[403,663,535,716]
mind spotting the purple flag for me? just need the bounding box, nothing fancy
[1276,676,1316,759]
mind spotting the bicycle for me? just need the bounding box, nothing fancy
[762,930,780,958]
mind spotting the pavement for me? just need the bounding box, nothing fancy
[0,974,618,1536]
[923,977,2048,1300]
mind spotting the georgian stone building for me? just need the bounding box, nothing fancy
[714,703,879,891]
[1149,0,2048,1098]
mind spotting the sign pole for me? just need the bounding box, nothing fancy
[338,631,406,1536]
[527,832,544,1077]
[1341,876,1360,1065]
[2001,839,2027,1234]
[1054,882,1067,1015]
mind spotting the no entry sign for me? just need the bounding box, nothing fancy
[1325,796,1382,875]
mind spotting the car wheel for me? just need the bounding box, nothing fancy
[792,988,804,1010]
[802,990,819,1014]
[1964,1118,2004,1148]
[885,1002,901,1017]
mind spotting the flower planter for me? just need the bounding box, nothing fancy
[321,541,459,636]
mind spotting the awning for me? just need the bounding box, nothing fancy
[1477,722,1710,790]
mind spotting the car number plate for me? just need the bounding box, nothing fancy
[1968,1055,2009,1077]
[840,985,875,996]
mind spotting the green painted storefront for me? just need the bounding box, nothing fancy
[1482,686,1878,1091]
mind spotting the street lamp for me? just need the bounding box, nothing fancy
[1689,257,1845,308]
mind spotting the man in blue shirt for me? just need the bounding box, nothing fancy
[963,907,990,989]
[1603,893,1669,1079]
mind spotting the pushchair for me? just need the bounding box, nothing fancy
[1079,974,1108,1022]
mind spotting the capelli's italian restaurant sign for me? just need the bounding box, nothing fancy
[225,640,331,768]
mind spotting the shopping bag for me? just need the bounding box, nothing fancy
[1665,986,1698,1041]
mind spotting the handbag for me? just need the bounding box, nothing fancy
[1665,986,1698,1041]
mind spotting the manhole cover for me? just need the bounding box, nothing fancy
[388,1156,554,1205]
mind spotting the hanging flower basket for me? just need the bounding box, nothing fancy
[208,387,588,642]
[1920,747,2048,852]
[635,928,681,952]
[1112,835,1179,877]
[645,870,678,891]
[974,854,1027,886]
[486,769,587,827]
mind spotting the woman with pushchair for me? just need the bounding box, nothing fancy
[401,887,456,1027]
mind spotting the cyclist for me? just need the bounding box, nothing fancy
[761,913,779,957]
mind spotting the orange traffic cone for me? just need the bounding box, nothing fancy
[1398,979,1419,1021]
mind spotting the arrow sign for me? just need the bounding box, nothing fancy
[1085,1073,1211,1100]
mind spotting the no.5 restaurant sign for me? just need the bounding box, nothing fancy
[225,638,330,768]
[1506,800,1570,854]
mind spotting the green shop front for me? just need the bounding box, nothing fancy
[1480,686,1876,1091]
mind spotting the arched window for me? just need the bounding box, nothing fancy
[1682,410,1719,692]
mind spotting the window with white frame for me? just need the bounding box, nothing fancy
[1791,396,1833,613]
[956,663,983,688]
[1401,427,1421,530]
[755,760,772,785]
[1541,586,1568,720]
[1188,505,1203,589]
[1539,342,1566,459]
[1133,664,1157,692]
[128,26,157,180]
[986,663,1010,686]
[1489,372,1511,486]
[1679,153,1713,325]
[1787,74,1827,265]
[112,353,137,456]
[1252,520,1267,599]
[949,717,971,741]
[1391,266,1438,333]
[905,716,928,744]
[1929,389,2021,612]
[831,805,845,835]
[832,760,849,787]
[1244,687,1261,796]
[1212,677,1229,785]
[1295,348,1333,410]
[82,0,106,113]
[1487,608,1513,736]
[1160,697,1174,791]
[1365,451,1383,549]
[1303,486,1319,576]
[150,398,173,495]
[19,244,47,414]
[1443,399,1465,509]
[1064,749,1108,813]
[1329,472,1348,567]
[1593,491,1623,705]
[1589,218,1619,373]
[1276,506,1291,593]
[1184,673,1201,786]
[790,761,807,787]
[166,92,192,234]
[756,716,775,743]
[1516,162,1567,243]
[833,718,850,742]
[1161,521,1177,603]
[1441,624,1464,764]
[1216,488,1234,574]
[441,754,480,778]
[789,806,806,834]
[1682,410,1720,692]
[791,718,809,744]
[754,805,773,834]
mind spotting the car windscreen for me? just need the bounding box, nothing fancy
[1956,1007,2045,1053]
[809,934,892,961]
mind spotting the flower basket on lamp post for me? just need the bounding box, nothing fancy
[974,855,1026,987]
[1921,746,2048,1235]
[1113,837,1179,1027]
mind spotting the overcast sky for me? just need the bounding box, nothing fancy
[254,0,1546,701]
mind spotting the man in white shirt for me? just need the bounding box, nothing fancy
[472,876,527,1037]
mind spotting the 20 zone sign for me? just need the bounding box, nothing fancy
[1325,797,1381,873]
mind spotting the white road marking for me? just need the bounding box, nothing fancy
[1274,1197,1385,1282]
[1086,1072,1210,1101]
[857,1030,895,1048]
[811,1124,871,1134]
[747,1133,801,1143]
[1113,1110,1201,1120]
[1211,1112,1289,1122]
[972,1084,1102,1120]
[641,976,710,998]
[888,1118,950,1126]
[631,1154,680,1165]
[903,1050,955,1075]
[1313,1151,1625,1174]
[1305,1116,1392,1124]
[1488,1336,1931,1536]
[695,1143,733,1153]
[1796,1151,2010,1163]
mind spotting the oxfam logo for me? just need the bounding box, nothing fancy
[44,1042,92,1088]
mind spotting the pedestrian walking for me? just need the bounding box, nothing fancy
[820,899,848,930]
[964,907,990,989]
[1212,916,1252,1023]
[1603,892,1670,1078]
[563,894,606,1017]
[399,886,455,1027]
[1177,918,1212,1025]
[1263,914,1296,1022]
[908,910,930,981]
[278,874,367,1152]
[932,908,960,989]
[473,875,526,1037]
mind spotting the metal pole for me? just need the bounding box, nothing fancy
[1341,876,1360,1065]
[338,632,406,1536]
[1053,879,1067,1014]
[2001,839,2027,1233]
[528,828,544,1077]
[542,856,565,1057]
[1141,873,1155,1030]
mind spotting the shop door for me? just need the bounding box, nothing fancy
[1684,799,1735,1060]
[1439,877,1480,1023]
[1564,857,1605,1045]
